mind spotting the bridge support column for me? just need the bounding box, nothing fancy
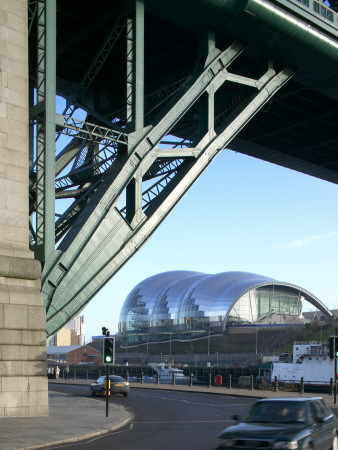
[0,0,48,417]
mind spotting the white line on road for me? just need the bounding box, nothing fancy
[131,419,233,424]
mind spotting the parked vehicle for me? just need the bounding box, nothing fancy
[215,397,338,450]
[90,375,130,397]
[271,342,334,387]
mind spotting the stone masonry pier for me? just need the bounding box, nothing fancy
[0,0,48,416]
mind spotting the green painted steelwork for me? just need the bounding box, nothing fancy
[28,0,338,336]
[33,0,56,264]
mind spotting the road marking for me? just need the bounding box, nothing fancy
[131,419,234,424]
[133,391,250,407]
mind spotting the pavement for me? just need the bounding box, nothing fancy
[1,379,338,450]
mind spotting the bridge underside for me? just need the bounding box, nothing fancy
[28,0,338,336]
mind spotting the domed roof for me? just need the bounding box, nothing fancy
[119,270,332,333]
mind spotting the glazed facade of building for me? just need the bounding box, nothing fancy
[118,271,331,344]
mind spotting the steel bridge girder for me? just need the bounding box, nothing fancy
[43,60,294,336]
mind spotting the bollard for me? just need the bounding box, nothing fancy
[156,373,159,385]
[274,376,278,392]
[330,378,333,395]
[141,371,144,384]
[208,372,211,388]
[190,373,193,387]
[229,374,231,389]
[300,377,304,394]
[250,374,254,390]
[172,372,175,385]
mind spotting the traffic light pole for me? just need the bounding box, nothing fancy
[102,328,113,416]
[106,364,109,417]
[335,331,338,404]
[329,334,337,403]
[335,358,337,405]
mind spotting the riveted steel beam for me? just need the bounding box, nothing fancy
[42,41,248,333]
[77,16,126,103]
[28,1,298,337]
[52,41,246,258]
[55,115,128,146]
[33,0,56,264]
[26,0,338,336]
[42,47,294,337]
[126,0,145,226]
[28,0,38,35]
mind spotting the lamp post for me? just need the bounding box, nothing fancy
[208,331,210,356]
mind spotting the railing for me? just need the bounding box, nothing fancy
[48,364,335,395]
[292,0,338,25]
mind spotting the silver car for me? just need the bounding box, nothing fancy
[90,375,130,397]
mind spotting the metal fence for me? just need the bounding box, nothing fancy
[50,363,335,396]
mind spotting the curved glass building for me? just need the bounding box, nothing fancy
[118,270,330,344]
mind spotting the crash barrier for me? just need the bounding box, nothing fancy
[52,364,337,395]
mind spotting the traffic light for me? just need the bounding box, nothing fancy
[103,337,114,364]
[329,336,334,359]
[329,336,338,359]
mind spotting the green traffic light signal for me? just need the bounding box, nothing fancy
[103,337,114,364]
[330,336,338,359]
[335,336,338,358]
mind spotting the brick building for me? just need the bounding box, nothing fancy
[47,345,101,365]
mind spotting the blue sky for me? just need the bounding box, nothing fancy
[79,147,338,342]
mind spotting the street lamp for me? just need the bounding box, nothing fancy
[320,324,323,344]
[207,331,210,356]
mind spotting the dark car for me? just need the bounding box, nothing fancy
[215,397,338,450]
[90,375,130,397]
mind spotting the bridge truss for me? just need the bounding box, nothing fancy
[28,0,338,336]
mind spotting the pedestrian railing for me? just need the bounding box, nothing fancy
[51,364,336,395]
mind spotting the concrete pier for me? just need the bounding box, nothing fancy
[0,0,48,416]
